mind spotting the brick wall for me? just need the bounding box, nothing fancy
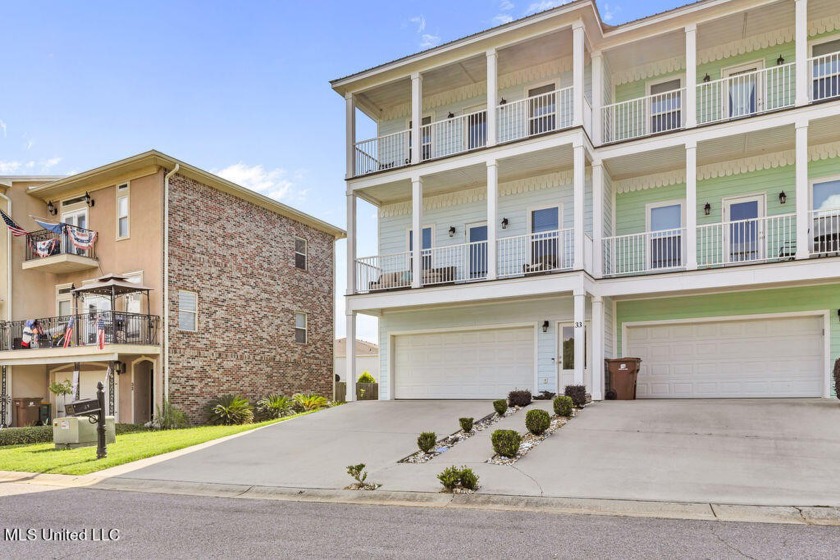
[167,174,334,422]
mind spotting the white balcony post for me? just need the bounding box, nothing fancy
[411,176,423,287]
[795,121,810,259]
[411,72,423,164]
[795,0,809,106]
[573,141,586,269]
[591,295,604,400]
[346,192,357,295]
[592,159,604,277]
[345,312,357,402]
[487,160,498,280]
[685,24,697,128]
[487,49,498,146]
[685,141,698,270]
[572,21,585,128]
[591,50,603,144]
[573,291,585,386]
[345,93,356,179]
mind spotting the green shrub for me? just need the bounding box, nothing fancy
[459,467,479,490]
[293,393,328,412]
[256,394,295,420]
[417,431,437,453]
[553,395,574,417]
[508,389,532,407]
[205,394,254,425]
[0,426,52,446]
[437,465,480,492]
[525,409,551,435]
[347,463,368,485]
[155,399,190,430]
[564,385,587,408]
[357,371,377,384]
[491,429,521,458]
[459,417,474,432]
[493,399,508,416]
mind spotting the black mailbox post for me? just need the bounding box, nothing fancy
[65,382,107,459]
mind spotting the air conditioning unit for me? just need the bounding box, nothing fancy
[52,416,115,450]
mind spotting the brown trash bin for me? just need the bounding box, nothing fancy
[605,358,642,400]
[13,397,43,427]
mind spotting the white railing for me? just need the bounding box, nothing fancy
[697,213,796,268]
[497,87,573,144]
[697,63,795,125]
[424,241,489,285]
[603,228,685,276]
[810,53,840,102]
[497,228,574,278]
[810,209,840,255]
[354,130,410,176]
[601,88,684,143]
[355,252,412,293]
[420,110,487,162]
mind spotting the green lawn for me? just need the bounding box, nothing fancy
[0,414,308,476]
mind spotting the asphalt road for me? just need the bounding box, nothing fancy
[0,485,839,559]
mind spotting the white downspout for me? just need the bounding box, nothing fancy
[163,164,179,401]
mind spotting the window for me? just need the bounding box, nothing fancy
[528,84,556,135]
[409,116,432,161]
[530,207,560,269]
[812,178,840,253]
[61,206,89,256]
[117,183,129,239]
[56,284,73,318]
[649,79,682,133]
[295,312,307,343]
[178,291,198,331]
[648,202,683,269]
[812,38,840,101]
[408,226,433,269]
[295,237,307,270]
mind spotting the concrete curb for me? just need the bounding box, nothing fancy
[4,471,836,526]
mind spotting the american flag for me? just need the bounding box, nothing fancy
[63,316,74,349]
[1,209,27,237]
[97,316,106,350]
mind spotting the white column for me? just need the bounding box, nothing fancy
[795,0,809,107]
[591,295,604,400]
[345,92,356,179]
[592,159,604,277]
[573,291,585,386]
[346,192,357,295]
[685,141,698,270]
[796,121,810,259]
[591,50,603,144]
[573,141,586,269]
[411,177,423,287]
[572,21,585,128]
[486,161,498,280]
[684,24,697,128]
[486,49,498,146]
[411,73,423,164]
[345,312,357,402]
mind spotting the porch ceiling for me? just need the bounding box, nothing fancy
[697,125,794,166]
[697,1,792,52]
[604,29,684,76]
[604,145,684,181]
[499,143,573,183]
[498,28,572,76]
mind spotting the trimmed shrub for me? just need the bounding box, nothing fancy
[205,394,254,425]
[357,371,377,384]
[553,395,574,417]
[154,399,190,430]
[525,409,551,435]
[493,399,508,416]
[835,358,840,400]
[293,393,328,412]
[459,467,479,490]
[491,429,521,458]
[564,385,587,408]
[508,389,532,407]
[0,426,52,447]
[437,465,480,491]
[417,431,437,453]
[256,394,295,420]
[459,417,474,432]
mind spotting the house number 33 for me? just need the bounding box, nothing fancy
[574,322,583,328]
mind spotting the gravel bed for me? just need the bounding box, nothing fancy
[344,482,382,491]
[486,408,578,466]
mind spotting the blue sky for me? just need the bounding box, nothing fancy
[0,0,685,342]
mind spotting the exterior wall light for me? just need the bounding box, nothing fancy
[447,112,455,119]
[542,320,549,333]
[47,201,57,216]
[84,191,95,207]
[703,73,711,83]
[501,217,509,229]
[779,191,787,204]
[500,98,507,105]
[704,202,711,216]
[777,55,785,66]
[448,226,456,237]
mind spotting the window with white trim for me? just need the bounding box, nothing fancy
[295,237,307,270]
[295,312,307,343]
[178,290,198,331]
[116,183,130,239]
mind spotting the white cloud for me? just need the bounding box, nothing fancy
[420,33,441,49]
[0,120,6,137]
[42,157,62,169]
[212,162,307,203]
[602,2,620,22]
[818,194,840,211]
[500,0,515,10]
[0,158,62,174]
[0,161,22,173]
[410,15,426,33]
[493,14,514,25]
[24,138,34,150]
[524,0,570,15]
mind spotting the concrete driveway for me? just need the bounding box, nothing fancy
[114,398,840,506]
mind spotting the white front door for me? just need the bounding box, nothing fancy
[467,222,488,279]
[723,62,764,118]
[724,195,765,263]
[557,323,587,392]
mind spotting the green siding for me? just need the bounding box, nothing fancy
[615,184,686,236]
[615,285,840,396]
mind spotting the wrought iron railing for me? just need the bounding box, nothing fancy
[0,311,159,351]
[24,224,97,261]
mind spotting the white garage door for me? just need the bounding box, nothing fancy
[394,327,534,399]
[626,315,824,398]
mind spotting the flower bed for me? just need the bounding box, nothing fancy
[486,409,577,465]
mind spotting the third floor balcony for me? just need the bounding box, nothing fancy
[23,224,98,274]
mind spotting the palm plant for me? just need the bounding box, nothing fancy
[205,394,254,425]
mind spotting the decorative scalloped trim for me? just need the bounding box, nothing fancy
[698,27,794,65]
[809,14,840,37]
[611,56,685,87]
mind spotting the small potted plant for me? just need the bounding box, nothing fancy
[48,379,73,417]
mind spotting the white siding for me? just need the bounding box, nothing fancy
[604,296,615,360]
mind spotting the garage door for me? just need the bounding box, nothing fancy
[626,315,823,398]
[394,327,534,399]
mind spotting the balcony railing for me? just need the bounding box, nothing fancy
[421,110,488,161]
[353,130,411,175]
[697,63,795,126]
[497,228,574,278]
[0,311,160,351]
[497,87,574,144]
[424,241,489,284]
[603,228,686,276]
[601,88,685,143]
[810,52,840,102]
[25,224,97,262]
[355,252,413,292]
[697,213,796,267]
[811,208,840,255]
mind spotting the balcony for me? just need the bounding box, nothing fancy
[0,311,160,352]
[352,87,575,177]
[354,228,577,293]
[23,224,98,273]
[602,88,685,143]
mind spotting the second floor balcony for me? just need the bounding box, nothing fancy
[23,224,98,273]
